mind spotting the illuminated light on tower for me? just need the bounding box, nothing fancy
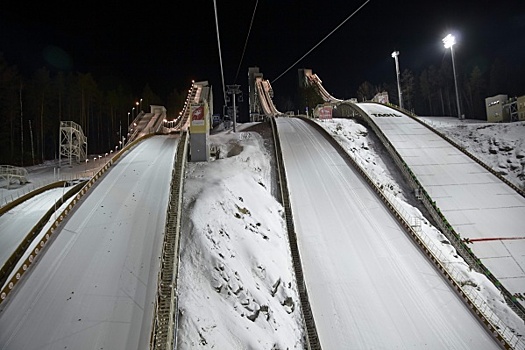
[391,51,403,109]
[443,34,462,119]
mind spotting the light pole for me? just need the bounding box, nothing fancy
[443,34,462,119]
[391,51,403,109]
[127,112,130,129]
[132,107,135,119]
[139,98,143,112]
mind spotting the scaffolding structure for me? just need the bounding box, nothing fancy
[59,121,87,167]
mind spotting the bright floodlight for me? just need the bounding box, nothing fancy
[391,51,399,58]
[443,34,456,48]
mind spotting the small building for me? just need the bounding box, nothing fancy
[485,94,509,122]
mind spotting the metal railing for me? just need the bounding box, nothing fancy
[150,130,188,349]
[0,165,29,188]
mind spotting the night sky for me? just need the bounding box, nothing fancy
[1,0,524,111]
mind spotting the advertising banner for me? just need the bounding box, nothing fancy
[191,104,205,126]
[319,106,332,120]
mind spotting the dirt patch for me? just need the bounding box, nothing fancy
[226,143,244,157]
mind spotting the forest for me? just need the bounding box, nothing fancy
[0,53,187,166]
[1,51,523,167]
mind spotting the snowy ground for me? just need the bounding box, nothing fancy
[177,117,524,349]
[278,117,499,349]
[419,117,525,190]
[0,135,177,350]
[177,124,304,349]
[2,117,525,349]
[314,117,524,342]
[0,186,72,269]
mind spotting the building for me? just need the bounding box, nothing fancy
[485,94,509,122]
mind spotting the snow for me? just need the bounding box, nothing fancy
[0,187,71,268]
[1,115,524,349]
[277,117,502,349]
[419,117,525,190]
[354,103,525,313]
[177,125,304,349]
[0,135,177,350]
[315,117,524,338]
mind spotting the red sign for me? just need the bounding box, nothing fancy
[192,106,204,120]
[319,106,332,119]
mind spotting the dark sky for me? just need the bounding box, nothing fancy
[1,0,524,111]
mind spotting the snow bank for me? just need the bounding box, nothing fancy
[177,129,304,349]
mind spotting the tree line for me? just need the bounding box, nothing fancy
[0,53,188,166]
[356,57,524,119]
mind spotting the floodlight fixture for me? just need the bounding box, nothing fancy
[442,34,456,49]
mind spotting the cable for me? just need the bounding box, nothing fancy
[234,0,259,83]
[271,0,372,84]
[213,0,227,106]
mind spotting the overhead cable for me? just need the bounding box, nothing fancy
[213,0,227,105]
[271,0,372,84]
[234,0,259,83]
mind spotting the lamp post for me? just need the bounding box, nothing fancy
[136,101,139,116]
[443,34,462,119]
[127,112,130,130]
[132,107,135,119]
[391,51,403,109]
[139,98,143,112]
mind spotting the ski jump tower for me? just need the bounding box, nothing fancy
[59,121,87,167]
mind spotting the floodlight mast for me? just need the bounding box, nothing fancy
[443,34,462,119]
[391,51,403,109]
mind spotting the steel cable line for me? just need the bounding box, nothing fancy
[271,0,372,84]
[234,0,259,83]
[213,0,227,106]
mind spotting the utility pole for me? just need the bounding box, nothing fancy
[226,85,242,132]
[391,51,403,109]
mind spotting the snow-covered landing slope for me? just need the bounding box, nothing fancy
[0,187,70,269]
[0,135,178,350]
[277,117,498,349]
[358,102,525,306]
